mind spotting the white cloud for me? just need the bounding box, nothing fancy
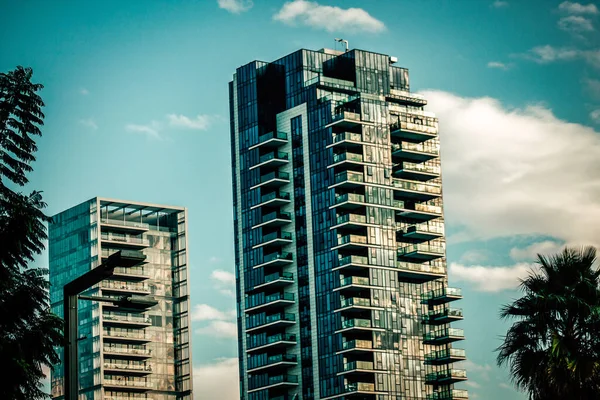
[584,78,600,98]
[591,109,600,123]
[167,114,211,130]
[195,320,238,337]
[558,1,599,15]
[509,240,564,261]
[125,121,162,140]
[209,256,221,264]
[558,15,594,32]
[79,88,89,95]
[212,269,235,285]
[491,1,509,8]
[465,381,482,388]
[191,304,235,321]
[273,0,385,33]
[79,118,98,130]
[422,90,600,246]
[487,61,510,70]
[520,45,600,68]
[499,382,512,389]
[449,262,537,292]
[457,360,493,380]
[217,0,253,14]
[194,358,239,400]
[459,250,489,263]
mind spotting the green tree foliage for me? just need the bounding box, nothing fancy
[0,66,63,399]
[497,246,600,399]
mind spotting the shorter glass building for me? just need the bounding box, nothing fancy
[49,197,193,400]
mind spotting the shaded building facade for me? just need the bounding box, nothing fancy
[49,198,192,400]
[230,48,467,400]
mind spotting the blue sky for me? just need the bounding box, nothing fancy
[2,0,600,399]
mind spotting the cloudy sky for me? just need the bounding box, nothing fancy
[2,0,600,399]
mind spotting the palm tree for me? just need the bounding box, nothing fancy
[0,66,63,399]
[497,246,600,399]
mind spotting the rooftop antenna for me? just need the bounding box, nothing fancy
[335,38,348,52]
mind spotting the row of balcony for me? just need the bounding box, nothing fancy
[245,292,295,313]
[104,362,152,374]
[247,354,298,373]
[104,346,152,358]
[426,389,469,400]
[425,348,467,365]
[246,313,296,333]
[425,368,468,384]
[422,308,464,324]
[332,194,443,222]
[103,330,150,342]
[250,131,288,150]
[103,314,151,326]
[335,256,445,283]
[247,333,297,353]
[101,280,150,294]
[103,379,151,390]
[100,233,149,248]
[100,218,149,232]
[247,374,298,393]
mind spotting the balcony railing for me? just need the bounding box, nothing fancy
[342,339,373,351]
[392,179,441,196]
[422,287,462,303]
[332,131,362,144]
[103,314,150,324]
[345,382,376,393]
[425,348,466,363]
[101,233,149,246]
[334,171,364,185]
[392,142,439,156]
[258,231,292,245]
[339,276,370,287]
[340,297,371,308]
[391,120,438,136]
[248,333,297,350]
[104,363,152,372]
[259,151,289,164]
[337,234,367,246]
[100,219,149,230]
[424,328,465,343]
[103,346,151,356]
[334,193,365,205]
[263,271,294,284]
[245,292,295,309]
[400,162,440,175]
[112,266,148,277]
[336,214,367,225]
[103,330,150,340]
[259,191,291,206]
[424,308,464,324]
[415,203,442,214]
[250,354,297,370]
[396,261,445,275]
[332,110,361,123]
[398,244,445,257]
[405,223,444,235]
[338,255,368,268]
[344,360,375,372]
[101,281,149,292]
[261,251,293,264]
[267,374,298,385]
[103,379,152,389]
[426,389,469,400]
[333,152,363,164]
[260,171,290,183]
[257,131,287,145]
[341,318,372,329]
[261,211,292,224]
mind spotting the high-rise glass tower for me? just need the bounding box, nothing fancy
[229,48,467,400]
[49,198,193,400]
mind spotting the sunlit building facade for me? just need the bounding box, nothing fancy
[230,48,467,400]
[49,198,193,400]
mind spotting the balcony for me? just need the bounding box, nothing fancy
[101,281,150,295]
[399,223,444,242]
[397,203,443,222]
[253,252,293,269]
[425,348,467,365]
[333,255,369,272]
[343,382,386,396]
[390,120,438,142]
[104,396,154,400]
[103,379,152,391]
[250,151,289,170]
[426,369,468,384]
[331,214,368,231]
[246,333,297,353]
[252,191,291,210]
[335,276,373,293]
[423,328,465,345]
[101,249,146,264]
[255,271,294,290]
[339,361,383,376]
[336,339,381,355]
[103,314,151,327]
[245,312,295,333]
[103,330,151,343]
[327,131,363,150]
[330,193,366,211]
[391,142,439,163]
[396,261,445,283]
[248,374,299,393]
[250,131,288,150]
[330,171,364,190]
[398,244,445,261]
[250,171,290,190]
[332,234,372,251]
[111,266,149,281]
[335,297,380,314]
[100,233,149,249]
[336,318,384,334]
[312,75,357,93]
[423,308,464,325]
[247,354,298,373]
[100,218,149,233]
[245,292,295,313]
[103,362,152,376]
[393,162,440,181]
[103,346,152,359]
[386,89,428,107]
[392,179,441,201]
[329,152,366,169]
[426,389,469,400]
[326,111,370,130]
[253,231,292,250]
[422,287,462,305]
[252,211,292,229]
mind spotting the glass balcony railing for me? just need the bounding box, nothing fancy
[332,110,361,123]
[259,231,292,244]
[262,251,293,264]
[341,318,371,329]
[427,308,464,320]
[101,281,149,292]
[340,297,371,308]
[103,346,151,356]
[247,333,297,350]
[339,276,370,287]
[104,362,152,372]
[392,179,441,195]
[396,261,445,275]
[334,193,365,205]
[426,389,469,400]
[336,214,367,225]
[391,120,438,135]
[422,287,462,302]
[401,162,440,175]
[405,223,444,235]
[100,218,149,230]
[392,142,439,156]
[344,361,375,372]
[268,374,298,385]
[425,348,466,362]
[345,382,376,393]
[333,131,362,144]
[112,266,148,277]
[337,234,367,246]
[338,255,368,267]
[103,330,150,340]
[266,312,296,324]
[103,314,150,324]
[260,171,290,183]
[398,244,445,256]
[267,353,297,365]
[101,233,149,246]
[334,171,364,184]
[246,292,295,309]
[333,152,363,163]
[261,211,292,223]
[414,203,442,214]
[258,131,287,144]
[259,151,289,164]
[424,328,465,342]
[264,271,294,284]
[103,379,151,388]
[342,339,373,350]
[438,368,468,380]
[260,191,290,204]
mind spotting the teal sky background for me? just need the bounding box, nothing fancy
[2,1,600,399]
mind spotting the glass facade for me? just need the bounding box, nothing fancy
[49,198,192,400]
[230,48,468,400]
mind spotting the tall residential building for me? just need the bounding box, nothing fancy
[49,198,193,400]
[229,48,467,400]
